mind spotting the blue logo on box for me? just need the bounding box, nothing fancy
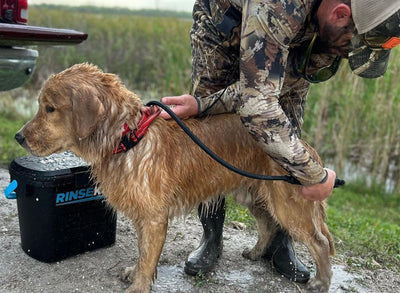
[55,186,104,206]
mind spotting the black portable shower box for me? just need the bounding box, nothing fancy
[8,153,116,262]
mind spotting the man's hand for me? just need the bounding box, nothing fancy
[160,94,199,119]
[300,168,336,201]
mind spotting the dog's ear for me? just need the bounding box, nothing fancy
[71,90,105,139]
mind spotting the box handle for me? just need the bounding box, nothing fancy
[4,180,18,199]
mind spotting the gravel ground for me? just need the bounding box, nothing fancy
[1,167,399,293]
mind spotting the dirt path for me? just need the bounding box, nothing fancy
[1,168,399,293]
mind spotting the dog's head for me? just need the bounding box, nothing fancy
[15,63,108,157]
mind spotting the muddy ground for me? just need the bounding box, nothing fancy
[1,167,399,293]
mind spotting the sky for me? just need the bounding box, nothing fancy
[30,0,195,13]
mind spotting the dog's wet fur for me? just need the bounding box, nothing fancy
[16,63,334,293]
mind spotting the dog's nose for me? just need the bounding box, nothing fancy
[15,132,25,146]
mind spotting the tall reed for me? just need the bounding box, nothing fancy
[305,49,400,191]
[28,6,192,97]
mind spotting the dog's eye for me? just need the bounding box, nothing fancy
[45,106,55,113]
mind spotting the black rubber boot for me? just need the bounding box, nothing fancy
[184,198,225,276]
[263,229,310,283]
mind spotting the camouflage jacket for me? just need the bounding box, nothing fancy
[195,0,338,185]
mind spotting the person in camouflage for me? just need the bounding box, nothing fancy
[160,0,400,283]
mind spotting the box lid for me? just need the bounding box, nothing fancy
[10,152,89,178]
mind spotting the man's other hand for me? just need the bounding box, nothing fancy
[300,168,336,201]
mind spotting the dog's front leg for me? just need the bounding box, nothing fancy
[122,217,168,293]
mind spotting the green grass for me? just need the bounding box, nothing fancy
[326,183,400,272]
[225,197,256,228]
[304,52,400,191]
[0,116,27,167]
[226,186,400,273]
[27,6,192,97]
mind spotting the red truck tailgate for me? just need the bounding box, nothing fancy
[0,23,88,46]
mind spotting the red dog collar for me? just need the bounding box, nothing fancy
[113,105,161,154]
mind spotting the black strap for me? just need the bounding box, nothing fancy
[118,131,141,152]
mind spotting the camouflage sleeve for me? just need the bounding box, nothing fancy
[279,72,311,138]
[197,82,241,115]
[237,0,325,186]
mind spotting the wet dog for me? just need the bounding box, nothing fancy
[15,63,334,293]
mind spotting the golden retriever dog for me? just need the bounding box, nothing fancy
[15,63,334,293]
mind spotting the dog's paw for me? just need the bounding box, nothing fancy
[242,247,261,261]
[306,277,329,292]
[121,266,135,283]
[123,271,152,293]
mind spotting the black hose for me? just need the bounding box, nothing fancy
[147,100,345,188]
